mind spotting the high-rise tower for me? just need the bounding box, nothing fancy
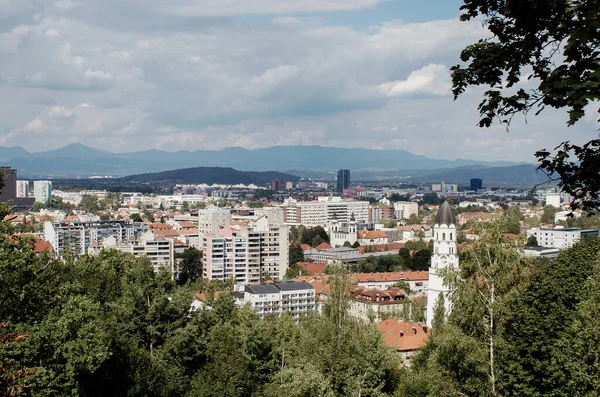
[426,201,459,327]
[336,169,350,193]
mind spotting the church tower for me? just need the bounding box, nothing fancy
[426,201,458,327]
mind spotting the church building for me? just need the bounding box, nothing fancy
[426,201,459,327]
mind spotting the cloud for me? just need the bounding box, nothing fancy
[373,63,451,97]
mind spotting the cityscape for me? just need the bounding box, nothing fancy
[1,0,599,396]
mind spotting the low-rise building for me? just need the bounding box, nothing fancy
[378,320,430,364]
[526,227,600,249]
[355,271,429,294]
[349,288,409,322]
[233,281,316,319]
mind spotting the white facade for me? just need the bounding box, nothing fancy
[34,180,52,204]
[198,209,231,239]
[203,216,289,283]
[100,236,174,274]
[545,192,561,208]
[526,228,600,249]
[393,202,418,220]
[16,180,29,198]
[281,197,370,226]
[328,219,358,247]
[234,281,316,320]
[426,206,459,327]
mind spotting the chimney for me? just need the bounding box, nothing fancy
[412,326,417,334]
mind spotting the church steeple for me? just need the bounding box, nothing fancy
[427,200,459,327]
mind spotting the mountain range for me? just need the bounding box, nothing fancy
[0,143,530,180]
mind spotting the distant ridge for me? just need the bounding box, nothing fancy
[0,143,530,178]
[119,167,300,185]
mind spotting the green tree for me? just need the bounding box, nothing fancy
[288,243,305,266]
[541,204,558,224]
[526,235,539,246]
[382,219,397,228]
[176,247,202,284]
[130,213,143,222]
[451,0,600,213]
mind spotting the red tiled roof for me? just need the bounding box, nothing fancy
[300,243,311,251]
[358,230,388,239]
[378,319,430,352]
[357,242,405,253]
[355,271,428,283]
[315,242,333,250]
[299,262,327,276]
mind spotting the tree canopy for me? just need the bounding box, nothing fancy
[452,0,600,213]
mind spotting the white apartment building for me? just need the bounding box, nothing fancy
[44,220,148,257]
[198,208,231,239]
[98,236,174,273]
[16,180,29,198]
[34,180,52,204]
[526,228,600,249]
[393,202,418,220]
[233,281,316,319]
[281,197,370,226]
[202,214,289,283]
[545,192,561,208]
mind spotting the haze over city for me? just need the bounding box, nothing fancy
[1,0,597,162]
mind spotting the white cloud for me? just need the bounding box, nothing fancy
[373,63,451,97]
[23,117,44,133]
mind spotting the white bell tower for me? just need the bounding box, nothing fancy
[426,201,458,327]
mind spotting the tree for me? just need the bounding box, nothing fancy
[382,219,397,228]
[130,213,142,222]
[526,235,539,246]
[451,0,600,213]
[288,244,304,266]
[541,204,558,224]
[390,280,411,294]
[176,247,202,284]
[406,213,421,225]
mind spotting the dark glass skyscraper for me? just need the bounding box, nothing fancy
[337,169,350,192]
[470,178,483,190]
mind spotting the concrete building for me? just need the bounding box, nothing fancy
[34,180,53,204]
[427,201,459,327]
[431,181,458,193]
[545,192,561,208]
[202,215,289,283]
[271,178,286,191]
[44,220,148,257]
[337,169,350,193]
[393,201,418,220]
[328,219,358,247]
[526,228,600,249]
[16,180,29,198]
[522,246,560,259]
[349,288,409,322]
[198,208,231,239]
[99,236,174,273]
[281,197,370,226]
[233,281,316,319]
[355,271,429,295]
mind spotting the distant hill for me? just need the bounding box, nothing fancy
[0,143,529,178]
[119,167,300,185]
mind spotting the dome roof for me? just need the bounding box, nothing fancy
[434,201,456,226]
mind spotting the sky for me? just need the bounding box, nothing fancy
[0,0,597,161]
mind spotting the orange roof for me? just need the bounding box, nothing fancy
[34,238,54,254]
[149,223,173,230]
[300,243,311,251]
[378,319,430,352]
[355,271,428,283]
[178,221,196,228]
[153,229,180,237]
[358,230,388,239]
[299,262,327,276]
[459,212,493,220]
[315,242,333,250]
[356,242,405,253]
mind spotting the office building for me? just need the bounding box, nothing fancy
[281,197,370,226]
[526,228,600,249]
[0,167,34,211]
[34,180,53,204]
[202,213,289,283]
[337,169,350,193]
[44,220,148,257]
[470,178,483,191]
[16,181,29,198]
[432,181,458,193]
[233,281,316,319]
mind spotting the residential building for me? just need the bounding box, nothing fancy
[44,220,148,257]
[16,180,29,198]
[427,201,459,327]
[233,281,316,319]
[523,246,560,259]
[202,215,289,283]
[337,169,350,193]
[99,236,174,273]
[349,288,409,321]
[378,319,430,363]
[198,208,231,239]
[303,245,400,264]
[34,180,53,204]
[270,178,286,191]
[526,227,600,249]
[457,211,494,226]
[281,197,370,226]
[545,192,561,208]
[357,229,389,246]
[470,178,483,190]
[393,201,418,220]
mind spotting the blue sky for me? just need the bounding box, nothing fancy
[0,0,596,161]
